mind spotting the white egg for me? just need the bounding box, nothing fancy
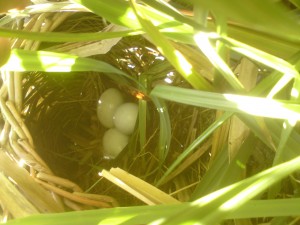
[113,103,138,135]
[97,88,124,128]
[102,128,129,159]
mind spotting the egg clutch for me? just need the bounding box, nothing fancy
[97,88,139,159]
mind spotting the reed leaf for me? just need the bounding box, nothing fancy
[150,96,171,163]
[2,49,126,74]
[0,27,140,42]
[130,1,213,91]
[156,155,300,225]
[151,85,300,121]
[156,111,232,186]
[4,156,300,225]
[196,0,300,42]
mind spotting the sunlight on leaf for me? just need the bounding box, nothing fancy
[1,49,127,75]
[151,85,300,121]
[291,87,300,99]
[151,96,171,162]
[158,155,300,225]
[222,37,299,79]
[129,0,212,90]
[223,93,300,122]
[99,215,136,225]
[267,73,294,98]
[0,26,141,42]
[194,31,244,92]
[173,50,192,76]
[156,112,232,186]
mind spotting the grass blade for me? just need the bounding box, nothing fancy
[157,155,300,225]
[196,0,300,42]
[156,111,232,186]
[0,27,140,42]
[3,198,300,225]
[194,31,244,92]
[222,36,299,79]
[150,96,171,162]
[129,1,213,90]
[2,49,126,74]
[151,85,300,121]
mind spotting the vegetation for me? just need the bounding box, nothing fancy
[1,0,300,224]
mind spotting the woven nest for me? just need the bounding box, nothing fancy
[0,7,216,219]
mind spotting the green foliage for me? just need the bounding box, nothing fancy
[1,0,300,224]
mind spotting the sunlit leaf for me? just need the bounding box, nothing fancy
[156,111,232,186]
[151,85,300,121]
[157,155,300,225]
[1,49,125,74]
[129,1,213,91]
[196,0,300,43]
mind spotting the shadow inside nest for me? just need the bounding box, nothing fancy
[20,12,217,205]
[22,72,106,184]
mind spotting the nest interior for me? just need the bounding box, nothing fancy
[18,11,275,207]
[16,11,217,205]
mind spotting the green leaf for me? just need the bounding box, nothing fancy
[0,27,140,42]
[196,0,300,43]
[129,1,213,91]
[156,111,232,186]
[194,31,244,92]
[4,198,300,225]
[151,96,171,162]
[151,85,300,121]
[157,155,300,225]
[191,134,255,198]
[71,0,191,33]
[2,49,125,74]
[221,36,300,79]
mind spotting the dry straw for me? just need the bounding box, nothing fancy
[0,10,118,218]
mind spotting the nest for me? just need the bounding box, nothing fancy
[0,6,216,219]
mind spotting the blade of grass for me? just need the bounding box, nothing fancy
[290,0,300,8]
[196,0,300,43]
[1,49,143,88]
[212,13,230,89]
[129,0,213,90]
[253,51,300,96]
[2,1,299,62]
[0,27,141,42]
[150,96,171,162]
[269,57,300,163]
[194,31,245,92]
[156,155,300,225]
[1,49,148,93]
[221,36,300,79]
[1,49,124,73]
[268,75,300,198]
[160,139,212,185]
[191,134,256,199]
[239,115,300,161]
[138,98,147,152]
[156,111,232,186]
[137,71,148,151]
[4,198,300,225]
[140,0,202,29]
[274,81,300,165]
[225,22,300,59]
[151,85,300,121]
[71,0,193,34]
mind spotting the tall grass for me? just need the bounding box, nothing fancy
[1,0,300,224]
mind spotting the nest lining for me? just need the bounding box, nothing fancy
[19,12,216,204]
